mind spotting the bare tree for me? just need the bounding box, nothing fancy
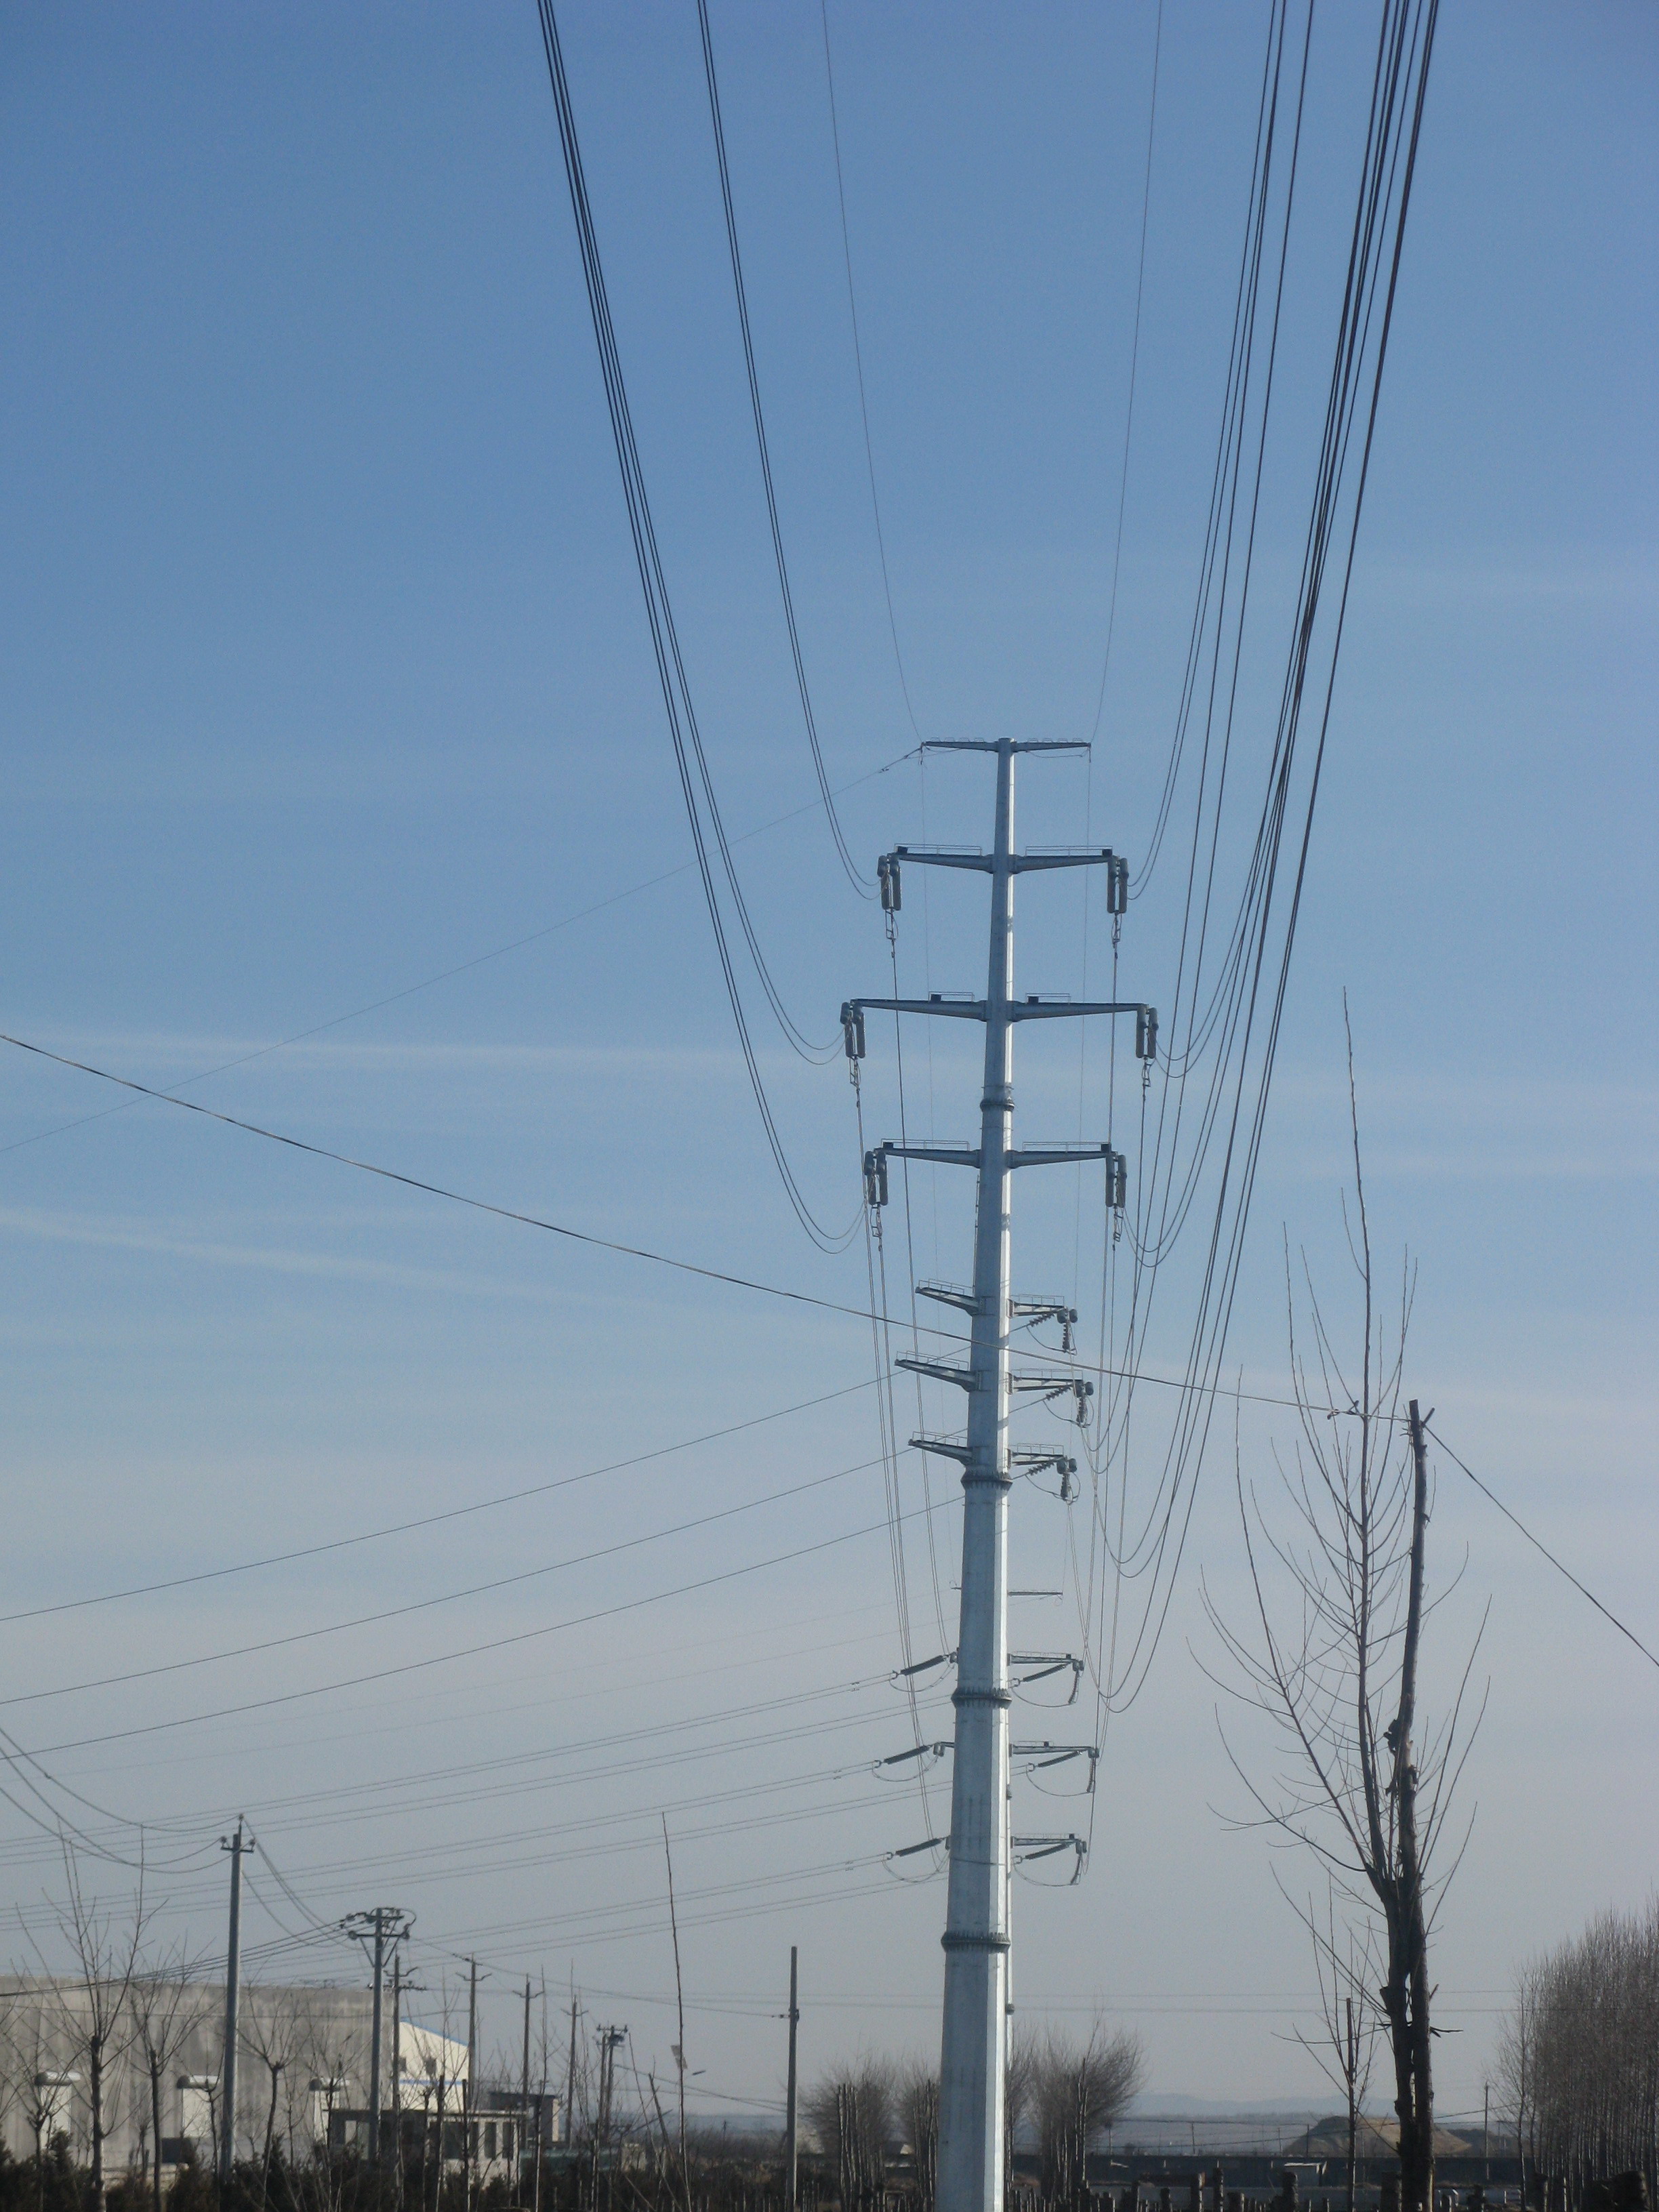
[1004,2026,1038,2207]
[30,1847,150,2205]
[294,1996,363,2212]
[1285,1895,1379,2212]
[1203,1017,1485,2212]
[1497,1961,1538,2207]
[242,1986,308,2207]
[1031,2019,1144,2210]
[803,2063,892,2212]
[896,2062,939,2212]
[130,1959,213,2212]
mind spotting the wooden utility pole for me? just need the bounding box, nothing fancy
[1389,1401,1435,2212]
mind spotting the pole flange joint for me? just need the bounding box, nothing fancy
[941,1931,1012,1954]
[951,1686,1013,1710]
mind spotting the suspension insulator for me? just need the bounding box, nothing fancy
[1105,1149,1127,1211]
[1105,852,1128,916]
[878,855,902,913]
[863,1148,888,1208]
[1073,1379,1094,1427]
[1135,1004,1159,1062]
[1060,1460,1078,1503]
[840,1001,866,1061]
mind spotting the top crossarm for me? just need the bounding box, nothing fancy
[919,739,1091,756]
[851,994,987,1021]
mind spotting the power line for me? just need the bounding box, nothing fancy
[1,1452,890,1711]
[0,1031,875,1316]
[0,750,912,1167]
[23,1496,942,1757]
[1427,1425,1659,1676]
[819,0,923,744]
[0,1376,876,1627]
[535,0,856,1251]
[695,0,870,897]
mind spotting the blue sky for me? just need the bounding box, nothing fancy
[1,0,1654,2115]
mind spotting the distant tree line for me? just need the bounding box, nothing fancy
[1501,1900,1659,2209]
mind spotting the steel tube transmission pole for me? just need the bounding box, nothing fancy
[937,738,1018,2212]
[848,735,1153,2212]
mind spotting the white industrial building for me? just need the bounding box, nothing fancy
[0,1978,557,2178]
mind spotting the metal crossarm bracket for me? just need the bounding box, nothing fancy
[852,994,987,1021]
[1006,1141,1116,1170]
[1008,996,1149,1021]
[1008,1449,1078,1475]
[880,1140,981,1170]
[916,1281,979,1315]
[911,1434,975,1466]
[897,1356,975,1391]
[1008,849,1117,874]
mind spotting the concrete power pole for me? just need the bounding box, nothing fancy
[466,1959,480,2212]
[523,1980,533,2203]
[219,1818,255,2185]
[783,1948,800,2212]
[345,1907,413,2168]
[849,737,1154,2212]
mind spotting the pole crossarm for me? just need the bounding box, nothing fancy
[916,1280,979,1314]
[919,740,1091,756]
[880,1141,981,1170]
[911,1434,975,1465]
[853,994,987,1020]
[1008,997,1150,1022]
[1006,1143,1116,1170]
[878,1140,1117,1173]
[897,1356,975,1391]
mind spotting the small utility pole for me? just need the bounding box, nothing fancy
[566,1993,579,2153]
[345,1908,413,2167]
[522,1980,533,2205]
[783,1948,800,2212]
[392,1957,405,2200]
[219,1818,255,2185]
[466,1959,480,2212]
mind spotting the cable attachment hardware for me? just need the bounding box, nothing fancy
[878,853,902,913]
[1134,1004,1159,1061]
[840,1001,866,1061]
[863,1148,888,1209]
[1104,1147,1127,1212]
[1105,852,1128,916]
[1072,1379,1094,1427]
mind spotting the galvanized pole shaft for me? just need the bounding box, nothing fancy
[937,738,1017,2212]
[220,1819,249,2186]
[783,1947,800,2212]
